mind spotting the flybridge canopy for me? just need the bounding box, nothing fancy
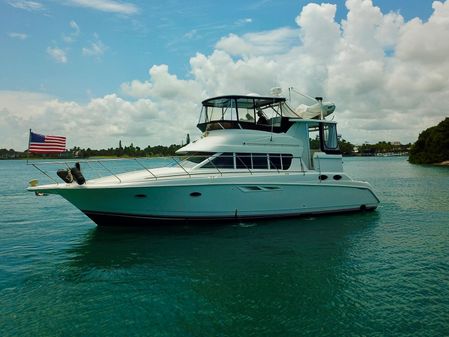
[198,95,299,133]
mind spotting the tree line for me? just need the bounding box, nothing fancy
[0,143,183,159]
[1,138,411,159]
[311,138,411,156]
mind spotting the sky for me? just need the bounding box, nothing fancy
[0,0,447,150]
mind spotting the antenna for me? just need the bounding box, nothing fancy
[315,96,324,120]
[288,87,317,103]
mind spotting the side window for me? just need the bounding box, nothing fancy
[236,153,252,169]
[281,154,293,170]
[203,152,234,169]
[252,154,268,169]
[320,123,340,153]
[268,153,281,170]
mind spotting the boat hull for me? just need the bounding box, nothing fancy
[82,206,376,227]
[35,179,379,226]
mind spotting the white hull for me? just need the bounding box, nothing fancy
[33,171,379,226]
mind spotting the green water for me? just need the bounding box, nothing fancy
[1,157,448,336]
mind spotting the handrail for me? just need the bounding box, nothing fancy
[26,157,141,166]
[98,161,121,183]
[171,157,191,178]
[28,155,311,185]
[133,158,158,180]
[31,163,59,184]
[206,157,222,176]
[236,156,253,175]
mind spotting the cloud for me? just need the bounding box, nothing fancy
[3,0,449,149]
[216,27,299,58]
[184,29,198,40]
[121,80,152,98]
[63,20,80,43]
[82,35,107,58]
[122,64,203,101]
[0,90,195,150]
[46,47,67,63]
[7,0,43,11]
[66,0,138,15]
[235,18,253,26]
[8,32,28,40]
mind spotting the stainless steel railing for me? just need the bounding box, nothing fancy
[28,155,308,186]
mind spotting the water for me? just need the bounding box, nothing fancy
[1,157,448,336]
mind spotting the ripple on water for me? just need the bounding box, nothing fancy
[1,157,449,336]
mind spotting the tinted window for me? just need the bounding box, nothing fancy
[269,153,281,170]
[252,154,268,169]
[236,153,252,169]
[184,152,214,164]
[281,154,293,170]
[203,152,234,169]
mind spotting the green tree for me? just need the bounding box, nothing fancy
[409,118,449,164]
[339,139,354,155]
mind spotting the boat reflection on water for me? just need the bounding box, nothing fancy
[60,214,382,333]
[67,213,380,270]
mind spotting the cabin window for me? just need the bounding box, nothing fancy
[252,154,268,169]
[269,153,282,170]
[236,153,252,169]
[181,152,215,168]
[235,153,293,170]
[320,123,340,153]
[202,152,234,169]
[201,152,293,170]
[281,154,293,170]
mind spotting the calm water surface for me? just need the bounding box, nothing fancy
[1,157,448,336]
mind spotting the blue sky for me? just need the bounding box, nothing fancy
[0,0,435,101]
[1,0,447,149]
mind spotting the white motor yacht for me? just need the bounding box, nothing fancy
[28,93,379,226]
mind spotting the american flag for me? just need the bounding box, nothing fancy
[28,130,66,154]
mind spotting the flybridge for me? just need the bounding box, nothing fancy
[197,95,297,133]
[196,94,336,133]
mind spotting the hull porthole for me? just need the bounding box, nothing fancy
[190,192,202,197]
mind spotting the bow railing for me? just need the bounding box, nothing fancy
[28,154,307,186]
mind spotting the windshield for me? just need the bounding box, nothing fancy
[199,96,285,126]
[179,152,214,168]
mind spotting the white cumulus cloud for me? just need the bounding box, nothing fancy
[0,90,195,150]
[67,0,138,15]
[63,20,80,43]
[82,35,108,58]
[8,0,43,11]
[47,47,67,63]
[2,0,449,149]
